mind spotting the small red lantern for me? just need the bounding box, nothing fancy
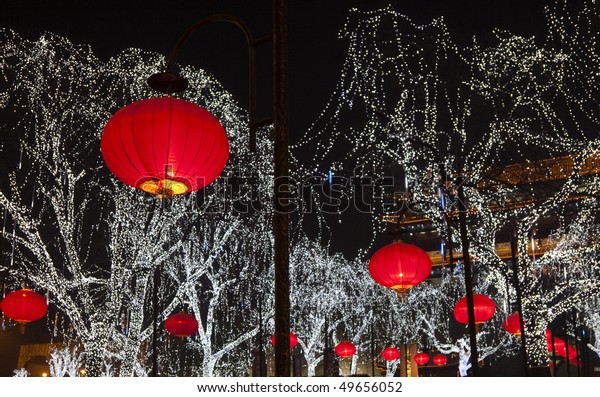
[453,294,496,325]
[556,344,577,359]
[566,346,578,360]
[381,347,401,361]
[546,329,566,353]
[101,97,229,199]
[569,357,581,367]
[502,312,523,336]
[551,338,566,354]
[414,352,430,365]
[165,312,198,338]
[369,242,432,299]
[335,341,357,358]
[0,289,48,334]
[433,354,447,366]
[271,332,298,349]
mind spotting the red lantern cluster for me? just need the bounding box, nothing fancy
[271,332,298,349]
[165,312,199,338]
[432,354,447,366]
[381,347,401,362]
[369,242,432,298]
[335,341,356,358]
[101,97,229,199]
[502,312,522,336]
[453,294,496,325]
[414,352,430,365]
[0,289,47,332]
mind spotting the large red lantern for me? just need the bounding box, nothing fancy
[369,242,432,299]
[414,352,430,365]
[271,332,298,349]
[502,312,522,336]
[0,289,48,333]
[432,354,447,366]
[381,347,401,361]
[453,294,496,325]
[165,312,198,338]
[101,97,229,199]
[335,341,357,358]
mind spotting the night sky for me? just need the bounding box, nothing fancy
[1,0,552,144]
[0,0,557,376]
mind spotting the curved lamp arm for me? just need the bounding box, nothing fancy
[148,14,272,151]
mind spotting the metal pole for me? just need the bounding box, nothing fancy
[551,332,557,375]
[572,309,580,377]
[370,322,375,377]
[404,343,408,377]
[509,218,529,375]
[324,318,330,376]
[152,265,159,377]
[273,0,290,376]
[456,180,478,376]
[259,297,265,376]
[580,313,589,377]
[565,262,571,377]
[564,315,571,377]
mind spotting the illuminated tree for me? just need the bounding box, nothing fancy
[158,213,273,377]
[289,237,374,377]
[292,0,600,370]
[0,28,266,376]
[48,345,85,377]
[2,0,599,378]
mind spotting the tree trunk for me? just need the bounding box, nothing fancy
[523,297,550,367]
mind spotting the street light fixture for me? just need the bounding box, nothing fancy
[101,0,290,376]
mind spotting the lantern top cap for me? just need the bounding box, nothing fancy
[147,71,188,94]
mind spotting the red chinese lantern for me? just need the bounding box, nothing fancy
[566,346,578,360]
[545,329,566,353]
[551,338,566,354]
[101,97,229,199]
[453,294,496,325]
[381,347,401,361]
[502,312,523,336]
[569,357,581,367]
[369,242,432,299]
[165,312,198,338]
[271,332,298,349]
[0,289,48,333]
[335,341,357,358]
[556,344,577,359]
[433,354,447,366]
[414,352,430,365]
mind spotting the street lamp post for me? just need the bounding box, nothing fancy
[272,0,291,376]
[145,0,290,376]
[509,217,529,375]
[455,178,479,376]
